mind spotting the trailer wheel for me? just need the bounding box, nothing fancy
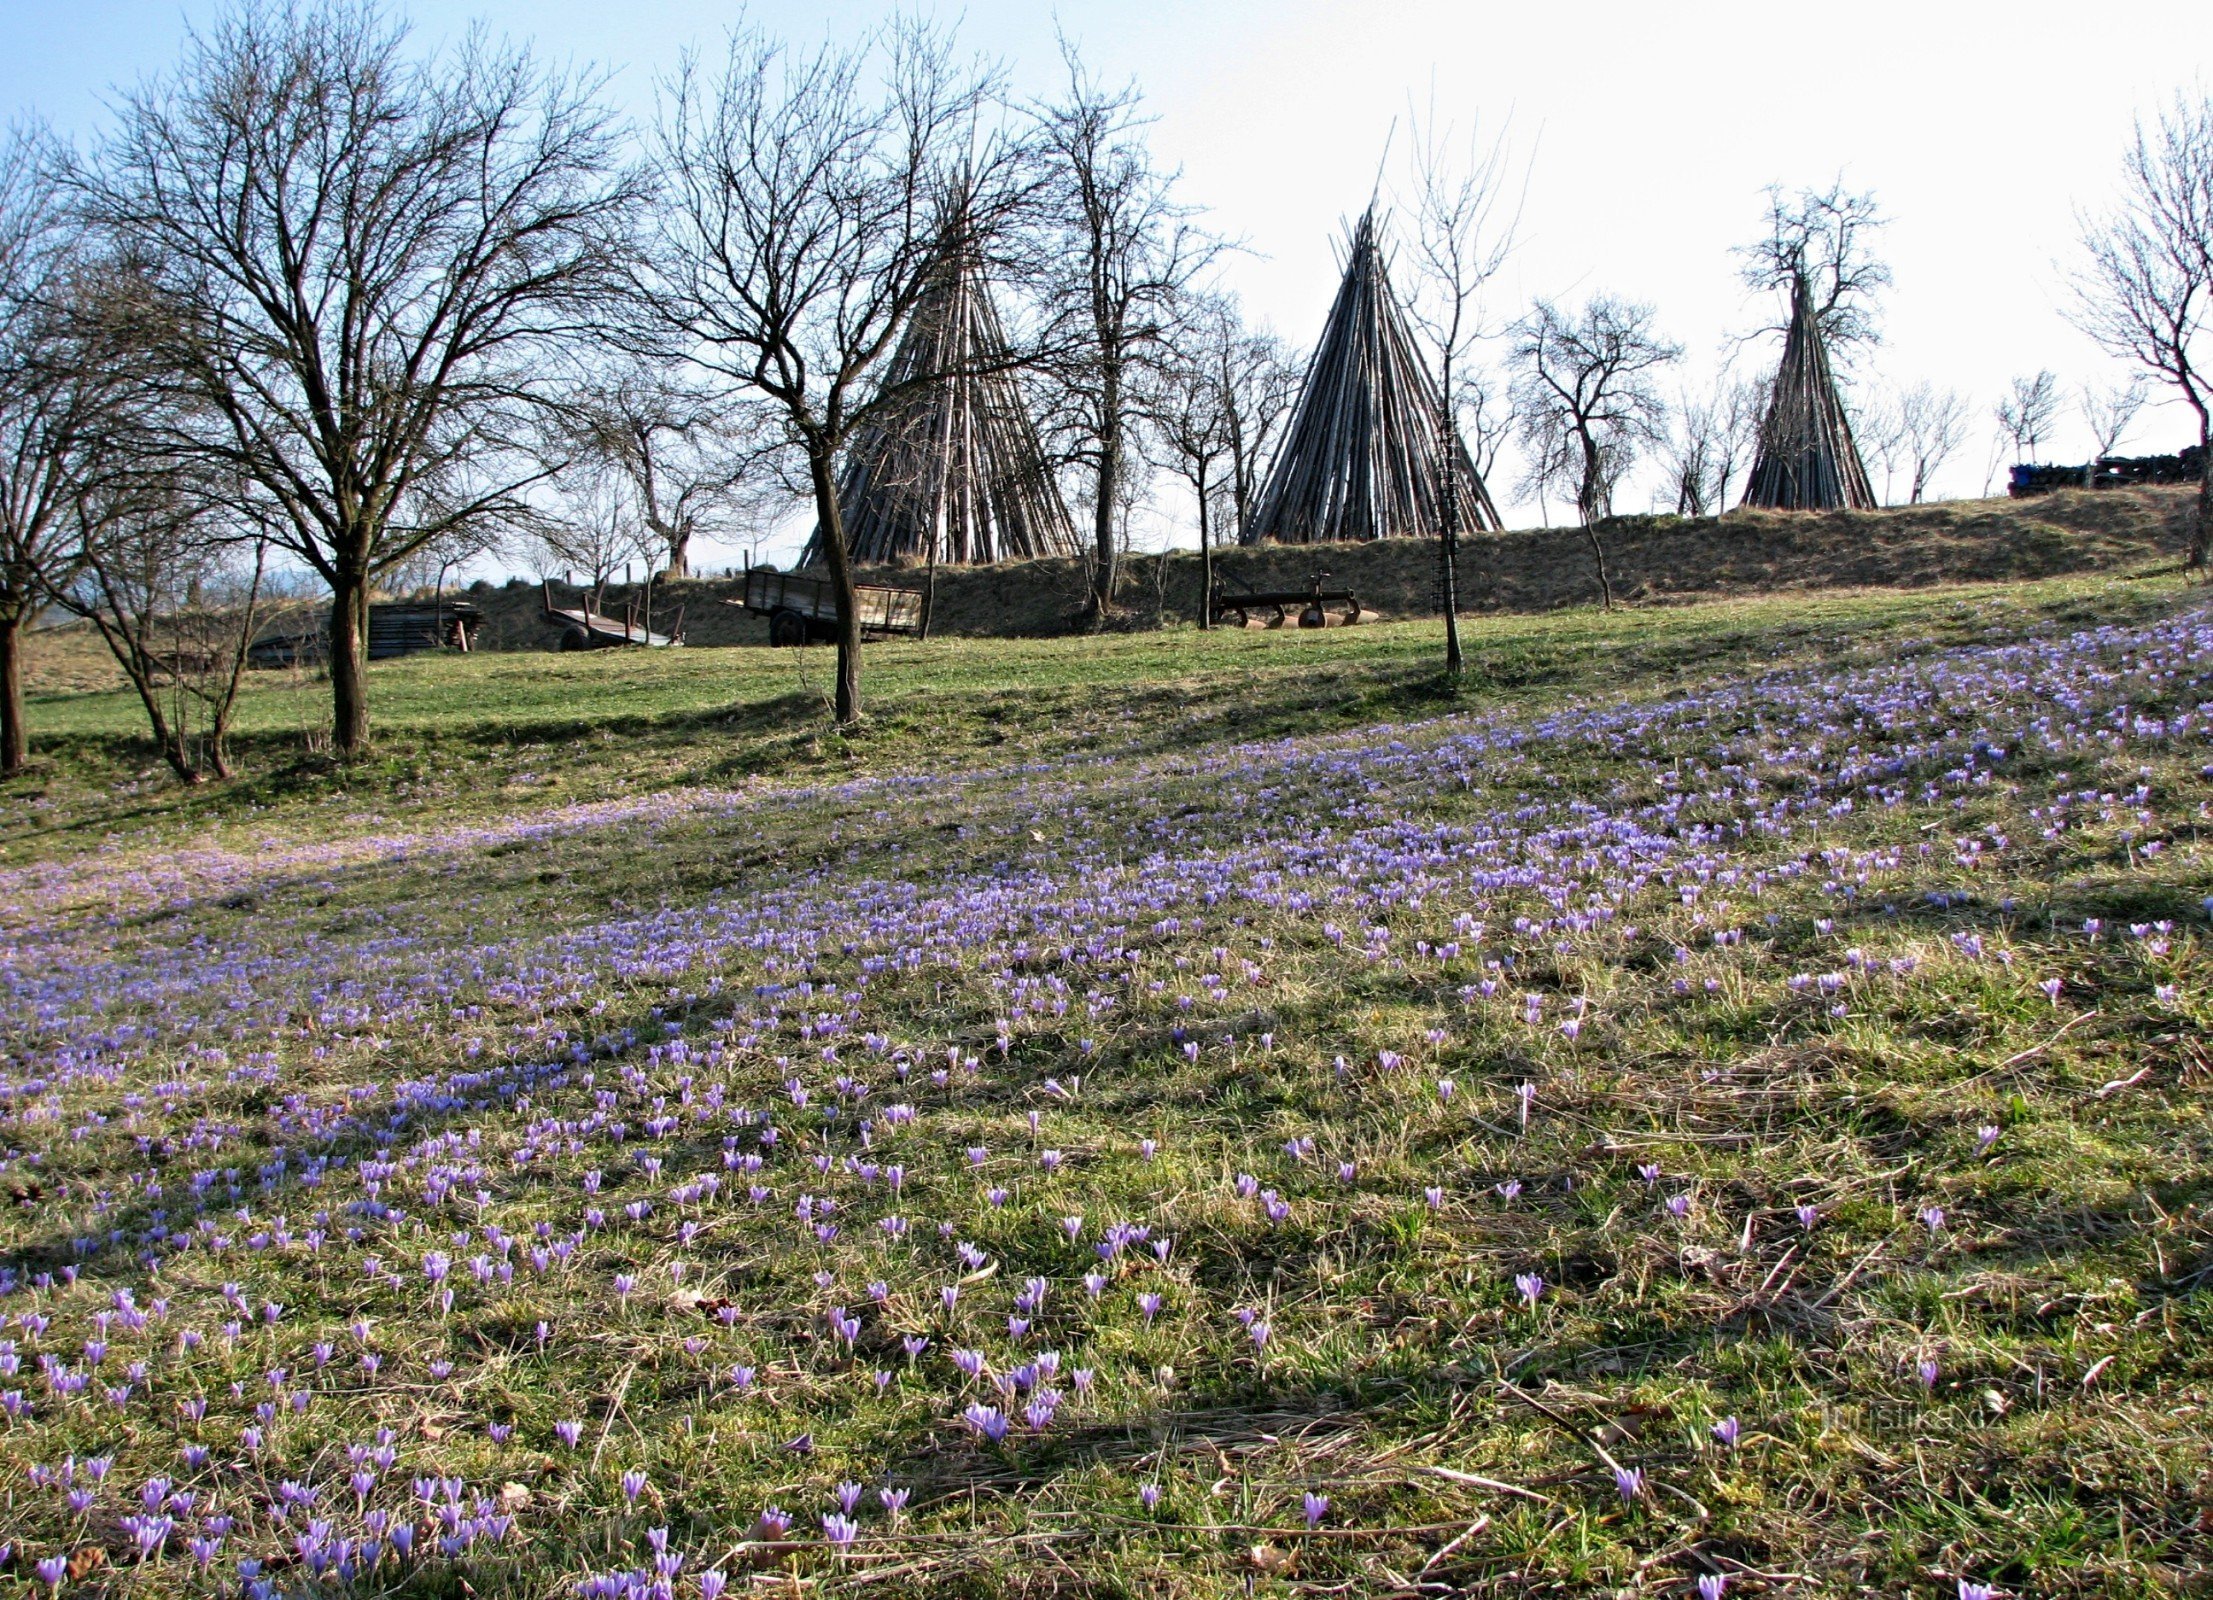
[769,609,810,648]
[559,625,590,652]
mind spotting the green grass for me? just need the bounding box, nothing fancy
[2,568,2210,1599]
[8,571,2187,854]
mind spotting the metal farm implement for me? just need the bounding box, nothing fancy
[1208,575,1379,631]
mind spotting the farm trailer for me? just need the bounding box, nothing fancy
[731,568,925,647]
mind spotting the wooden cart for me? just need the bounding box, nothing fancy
[542,580,683,650]
[732,567,925,647]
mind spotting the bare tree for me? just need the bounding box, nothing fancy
[1737,178,1890,355]
[525,454,656,596]
[1150,296,1306,628]
[2071,90,2213,569]
[1453,366,1516,494]
[564,363,759,579]
[58,467,268,783]
[1405,102,1521,675]
[1665,372,1761,516]
[1994,369,2063,463]
[1217,323,1300,543]
[1895,380,1972,503]
[1854,386,1909,505]
[70,1,639,756]
[646,22,1016,721]
[1149,297,1233,628]
[1511,295,1680,607]
[1032,41,1212,622]
[2081,374,2149,465]
[0,124,125,776]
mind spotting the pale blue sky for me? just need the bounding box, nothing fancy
[5,0,2206,564]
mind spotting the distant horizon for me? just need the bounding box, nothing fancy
[9,0,2207,574]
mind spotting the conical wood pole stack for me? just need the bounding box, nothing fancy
[1739,273,1876,511]
[802,221,1078,569]
[1243,208,1500,545]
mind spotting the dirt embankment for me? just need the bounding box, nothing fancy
[462,487,2198,649]
[28,488,2199,688]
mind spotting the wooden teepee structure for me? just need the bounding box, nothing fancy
[1244,208,1500,545]
[1740,273,1876,511]
[801,225,1077,569]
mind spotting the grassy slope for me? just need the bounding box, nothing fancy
[2,570,2210,1599]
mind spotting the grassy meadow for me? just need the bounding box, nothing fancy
[3,569,2211,1598]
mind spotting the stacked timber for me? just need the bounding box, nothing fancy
[246,600,482,669]
[1244,208,1500,545]
[1740,273,1876,511]
[801,214,1077,569]
[2011,445,2208,496]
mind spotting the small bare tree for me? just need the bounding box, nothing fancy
[564,363,760,579]
[646,21,1017,721]
[2081,374,2149,466]
[1453,367,1516,494]
[1896,380,1972,503]
[1218,324,1301,543]
[1150,297,1235,628]
[1665,373,1762,515]
[1994,370,2063,463]
[1406,101,1522,675]
[1853,387,1908,505]
[1511,295,1680,607]
[0,124,124,776]
[526,454,657,598]
[59,468,268,782]
[1032,41,1213,623]
[2072,90,2213,569]
[72,1,640,756]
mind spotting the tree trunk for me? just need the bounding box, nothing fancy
[2193,413,2211,575]
[1196,469,1212,631]
[666,528,691,580]
[808,447,863,723]
[1440,407,1463,677]
[920,526,939,642]
[1576,429,1613,611]
[0,612,26,777]
[1583,525,1615,611]
[1091,368,1122,621]
[328,567,372,757]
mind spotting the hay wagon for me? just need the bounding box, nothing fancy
[733,568,925,647]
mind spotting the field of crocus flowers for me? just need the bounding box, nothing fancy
[3,575,2210,1599]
